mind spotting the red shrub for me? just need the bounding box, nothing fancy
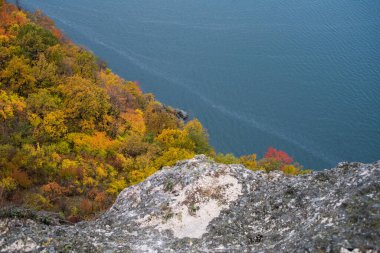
[264,147,293,165]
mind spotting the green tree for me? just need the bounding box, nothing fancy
[121,133,148,157]
[184,119,212,154]
[73,49,97,80]
[16,23,58,59]
[26,89,61,116]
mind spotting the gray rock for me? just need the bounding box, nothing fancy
[174,108,189,121]
[1,155,379,252]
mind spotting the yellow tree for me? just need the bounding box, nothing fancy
[121,109,146,135]
[0,56,36,95]
[0,89,25,120]
[59,76,110,132]
[32,53,58,88]
[240,154,257,170]
[155,129,195,151]
[154,147,194,169]
[99,70,135,112]
[40,110,67,140]
[0,89,25,139]
[184,119,212,154]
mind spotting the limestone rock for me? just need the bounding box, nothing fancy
[1,155,379,252]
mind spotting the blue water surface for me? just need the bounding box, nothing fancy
[15,0,380,169]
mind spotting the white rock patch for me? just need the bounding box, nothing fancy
[0,238,38,252]
[0,220,9,236]
[139,173,242,238]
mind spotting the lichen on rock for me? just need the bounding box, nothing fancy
[0,155,379,252]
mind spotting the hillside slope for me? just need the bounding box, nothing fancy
[0,1,213,220]
[0,1,309,221]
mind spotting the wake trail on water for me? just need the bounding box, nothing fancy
[90,37,339,166]
[21,0,339,167]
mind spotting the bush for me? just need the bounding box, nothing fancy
[214,153,239,164]
[0,176,17,200]
[25,193,53,211]
[106,178,126,195]
[154,147,195,169]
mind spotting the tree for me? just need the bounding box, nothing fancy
[144,102,180,136]
[39,110,68,141]
[0,89,26,141]
[0,44,14,70]
[73,49,97,80]
[184,119,212,154]
[155,129,195,151]
[121,109,146,135]
[60,159,81,181]
[59,76,110,132]
[67,132,116,158]
[32,53,58,88]
[26,89,60,116]
[11,168,32,188]
[121,133,148,157]
[0,89,25,120]
[0,56,36,95]
[32,10,63,40]
[99,70,139,112]
[45,44,64,67]
[14,10,28,25]
[16,23,59,59]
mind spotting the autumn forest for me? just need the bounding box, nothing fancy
[0,1,310,221]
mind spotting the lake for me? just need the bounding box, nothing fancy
[16,0,380,169]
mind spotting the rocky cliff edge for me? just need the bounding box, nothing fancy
[1,155,379,252]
